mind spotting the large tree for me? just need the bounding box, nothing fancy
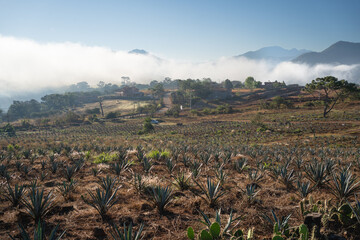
[305,76,358,118]
[244,76,261,89]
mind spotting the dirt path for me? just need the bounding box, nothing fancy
[158,92,172,113]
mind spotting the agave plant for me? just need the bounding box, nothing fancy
[99,175,119,195]
[324,158,337,175]
[2,183,26,207]
[347,194,360,224]
[110,222,145,240]
[112,158,133,176]
[278,165,295,188]
[304,161,328,188]
[215,165,227,185]
[58,179,77,200]
[296,181,313,199]
[21,186,55,223]
[9,221,65,240]
[148,185,173,213]
[261,210,291,234]
[15,161,23,171]
[242,184,260,203]
[329,166,360,202]
[194,177,225,207]
[142,157,153,173]
[63,165,76,182]
[234,158,248,173]
[190,161,202,179]
[82,186,119,218]
[172,172,191,191]
[182,155,191,168]
[22,165,31,177]
[133,173,146,194]
[248,169,264,185]
[40,160,47,170]
[166,158,176,175]
[91,167,100,176]
[51,161,59,174]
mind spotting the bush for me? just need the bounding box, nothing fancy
[165,105,181,117]
[147,150,160,160]
[139,117,154,134]
[105,111,118,119]
[216,104,233,114]
[93,152,118,164]
[86,108,101,114]
[1,123,16,136]
[260,97,294,109]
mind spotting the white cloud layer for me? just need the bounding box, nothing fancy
[0,35,359,97]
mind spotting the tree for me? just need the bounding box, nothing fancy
[244,76,261,89]
[223,79,233,90]
[305,76,359,118]
[150,83,165,99]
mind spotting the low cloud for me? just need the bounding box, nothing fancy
[0,35,359,98]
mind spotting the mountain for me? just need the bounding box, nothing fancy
[237,46,310,62]
[128,49,149,55]
[292,41,360,65]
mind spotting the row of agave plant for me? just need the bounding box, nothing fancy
[1,140,359,239]
[0,137,359,229]
[2,119,357,152]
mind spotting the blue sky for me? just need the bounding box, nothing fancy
[1,0,359,60]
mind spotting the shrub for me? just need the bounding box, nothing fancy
[139,117,154,134]
[86,108,100,115]
[93,152,118,164]
[147,150,160,160]
[106,111,118,119]
[165,105,181,117]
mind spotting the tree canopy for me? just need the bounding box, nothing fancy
[305,76,359,117]
[244,76,261,89]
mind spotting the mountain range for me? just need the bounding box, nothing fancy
[236,46,310,62]
[236,41,360,65]
[130,41,360,66]
[292,41,360,65]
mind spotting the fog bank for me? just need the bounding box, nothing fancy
[1,35,359,98]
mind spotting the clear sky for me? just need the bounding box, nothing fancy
[0,0,359,61]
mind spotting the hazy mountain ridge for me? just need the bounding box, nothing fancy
[236,46,311,62]
[128,49,149,55]
[292,41,360,65]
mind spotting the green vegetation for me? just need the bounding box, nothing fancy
[305,76,359,117]
[93,152,118,164]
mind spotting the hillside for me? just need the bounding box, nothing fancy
[293,41,360,65]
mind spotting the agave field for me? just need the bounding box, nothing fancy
[0,108,360,239]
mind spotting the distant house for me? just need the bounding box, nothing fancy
[262,81,286,89]
[117,86,144,98]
